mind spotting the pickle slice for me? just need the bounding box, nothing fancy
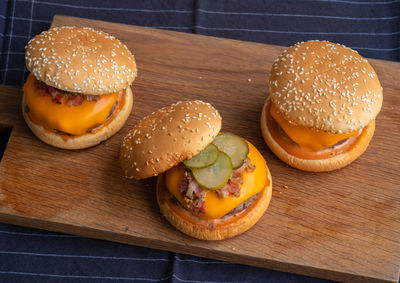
[192,151,232,190]
[183,144,219,169]
[212,133,249,169]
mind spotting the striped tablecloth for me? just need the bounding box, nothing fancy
[0,1,399,282]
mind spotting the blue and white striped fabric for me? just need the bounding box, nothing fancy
[0,224,331,283]
[0,0,399,282]
[1,0,399,87]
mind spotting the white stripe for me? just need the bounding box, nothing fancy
[0,230,79,237]
[6,3,399,21]
[307,0,400,4]
[0,34,30,38]
[0,250,234,265]
[0,250,170,261]
[0,271,245,283]
[196,8,400,20]
[195,26,400,36]
[16,0,194,13]
[22,0,35,83]
[175,255,231,264]
[6,24,393,37]
[0,271,172,281]
[3,0,16,84]
[10,16,52,23]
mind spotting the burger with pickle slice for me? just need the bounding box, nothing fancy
[120,100,272,240]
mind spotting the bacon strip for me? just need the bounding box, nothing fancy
[180,158,256,213]
[215,158,255,198]
[67,95,83,106]
[180,171,206,213]
[35,79,98,106]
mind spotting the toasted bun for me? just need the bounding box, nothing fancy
[120,100,221,179]
[156,168,272,240]
[25,26,137,95]
[261,100,375,172]
[269,40,382,134]
[22,86,133,150]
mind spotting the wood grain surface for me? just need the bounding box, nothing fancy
[0,15,399,282]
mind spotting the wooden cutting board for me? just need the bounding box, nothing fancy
[0,15,399,282]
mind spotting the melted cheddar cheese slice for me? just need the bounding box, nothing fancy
[23,74,120,136]
[270,103,358,152]
[165,141,269,220]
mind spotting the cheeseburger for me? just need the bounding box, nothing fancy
[23,26,137,149]
[120,100,272,240]
[261,40,383,172]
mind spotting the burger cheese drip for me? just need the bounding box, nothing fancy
[23,74,124,136]
[165,140,268,221]
[267,102,365,159]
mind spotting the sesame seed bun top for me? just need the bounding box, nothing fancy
[25,26,137,95]
[269,40,383,133]
[120,100,222,179]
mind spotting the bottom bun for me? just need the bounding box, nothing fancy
[22,86,133,150]
[260,100,375,172]
[156,170,272,240]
